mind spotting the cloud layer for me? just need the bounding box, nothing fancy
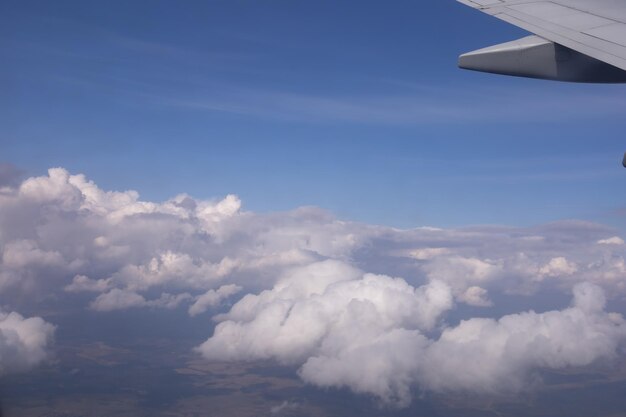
[198,263,626,405]
[1,168,625,402]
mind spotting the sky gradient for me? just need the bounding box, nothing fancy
[2,2,626,415]
[2,0,625,229]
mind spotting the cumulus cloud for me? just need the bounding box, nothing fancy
[2,240,65,269]
[418,283,625,393]
[538,256,578,279]
[3,168,625,308]
[423,256,501,303]
[2,167,626,406]
[199,281,626,405]
[0,310,55,375]
[0,168,366,305]
[65,274,110,293]
[198,261,452,360]
[457,286,492,307]
[197,260,454,405]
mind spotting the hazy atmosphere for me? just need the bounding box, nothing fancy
[1,1,626,416]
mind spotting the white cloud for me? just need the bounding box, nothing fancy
[197,260,453,366]
[89,289,192,312]
[270,400,299,415]
[0,310,55,375]
[2,240,65,269]
[299,328,427,406]
[105,252,240,292]
[408,247,450,260]
[598,236,625,245]
[199,282,626,405]
[196,260,455,405]
[65,274,110,293]
[423,256,501,303]
[2,167,626,405]
[89,288,148,311]
[418,283,625,393]
[5,168,623,308]
[151,292,193,309]
[188,284,242,317]
[458,286,492,307]
[538,257,578,279]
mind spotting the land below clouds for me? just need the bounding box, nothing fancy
[3,309,626,417]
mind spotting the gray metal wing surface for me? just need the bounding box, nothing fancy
[458,0,626,82]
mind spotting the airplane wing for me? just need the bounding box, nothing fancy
[458,0,626,82]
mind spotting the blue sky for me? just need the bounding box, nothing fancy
[3,3,626,414]
[2,0,625,229]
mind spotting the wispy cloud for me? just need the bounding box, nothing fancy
[8,16,626,127]
[160,83,626,125]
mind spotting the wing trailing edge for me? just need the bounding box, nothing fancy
[459,35,626,83]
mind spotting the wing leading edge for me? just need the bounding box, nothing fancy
[458,0,626,83]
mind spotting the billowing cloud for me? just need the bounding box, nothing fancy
[196,260,453,405]
[423,256,501,302]
[199,280,625,405]
[0,310,55,375]
[3,168,625,307]
[457,286,492,307]
[538,256,578,279]
[1,167,626,404]
[417,282,626,393]
[197,261,453,366]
